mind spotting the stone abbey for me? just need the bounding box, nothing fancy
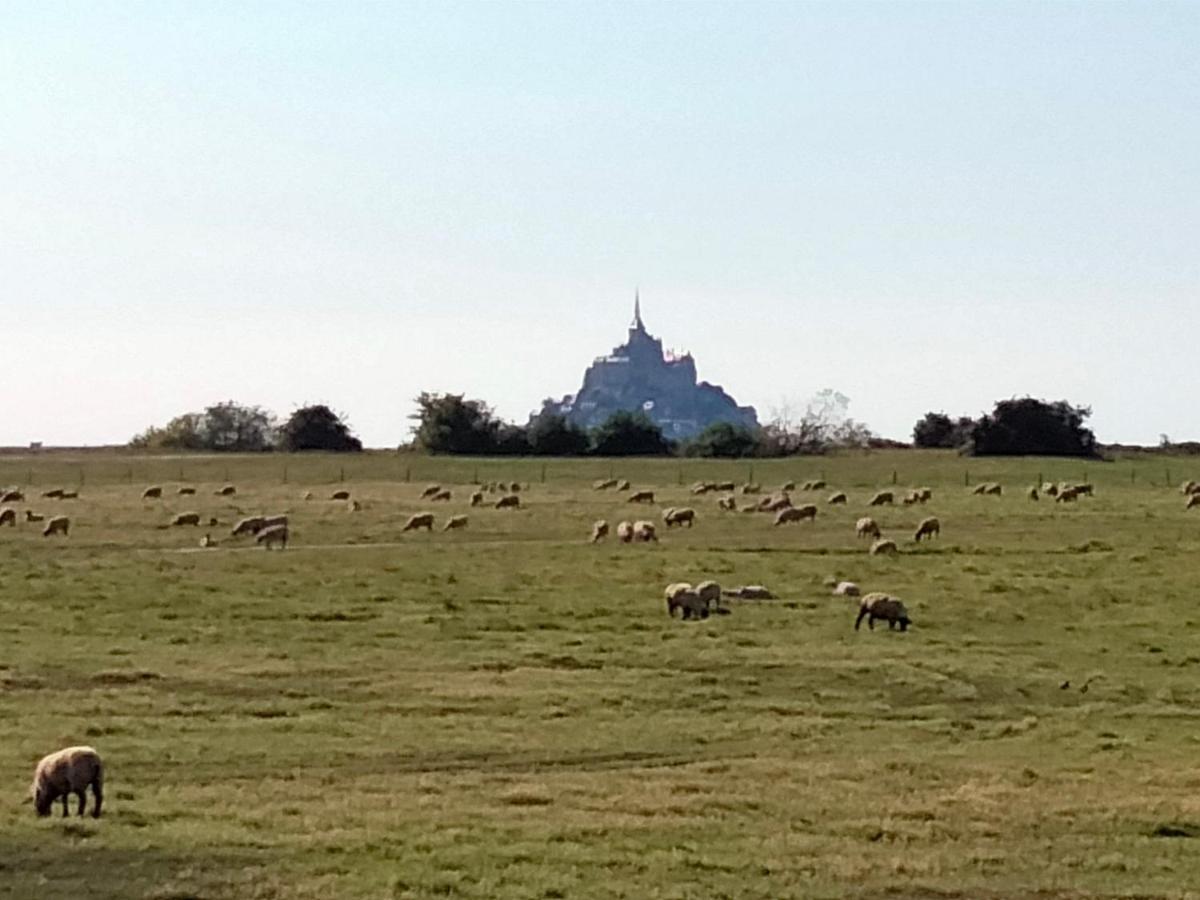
[539,295,759,440]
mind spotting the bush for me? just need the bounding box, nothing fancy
[913,412,976,449]
[684,422,760,458]
[130,403,276,452]
[969,397,1099,458]
[409,393,507,455]
[278,405,362,452]
[590,411,673,456]
[526,414,589,456]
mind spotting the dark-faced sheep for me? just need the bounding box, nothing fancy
[256,524,288,550]
[855,592,910,631]
[42,516,69,537]
[495,495,520,509]
[633,520,658,542]
[627,490,655,504]
[856,517,881,539]
[470,491,484,507]
[827,492,847,505]
[443,515,468,531]
[869,491,893,507]
[142,486,163,500]
[664,507,696,528]
[917,487,933,502]
[31,746,103,818]
[0,507,14,527]
[869,538,898,556]
[591,520,609,543]
[231,516,266,537]
[171,512,201,527]
[913,516,940,542]
[758,493,792,513]
[403,512,435,532]
[775,505,816,525]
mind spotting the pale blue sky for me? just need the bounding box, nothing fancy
[2,1,1196,446]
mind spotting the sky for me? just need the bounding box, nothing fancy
[2,0,1197,447]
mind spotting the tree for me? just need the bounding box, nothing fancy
[278,405,363,452]
[761,389,875,455]
[969,397,1099,458]
[590,410,672,456]
[685,422,760,458]
[913,412,976,449]
[201,401,277,452]
[409,393,505,455]
[526,413,589,456]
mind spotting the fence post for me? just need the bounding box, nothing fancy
[541,463,547,484]
[340,466,345,483]
[891,470,897,485]
[1166,468,1170,488]
[282,465,288,484]
[79,468,85,486]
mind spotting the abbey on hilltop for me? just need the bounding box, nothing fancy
[538,294,759,440]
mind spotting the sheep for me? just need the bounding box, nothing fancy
[330,489,351,501]
[495,495,520,509]
[1027,486,1039,501]
[741,484,761,495]
[171,512,201,527]
[142,486,163,500]
[664,507,696,528]
[1183,481,1200,496]
[806,479,826,491]
[591,520,609,543]
[869,538,898,556]
[510,483,522,494]
[420,484,442,498]
[0,489,24,503]
[758,493,792,513]
[972,483,989,495]
[1056,486,1080,503]
[593,478,618,491]
[177,486,196,496]
[1074,483,1094,496]
[0,507,14,526]
[665,582,707,620]
[59,490,78,500]
[258,514,288,531]
[256,524,288,550]
[869,491,893,506]
[729,585,774,600]
[691,482,716,495]
[913,516,940,542]
[443,515,468,531]
[42,516,69,537]
[856,517,881,539]
[1188,494,1200,510]
[717,495,737,511]
[616,520,635,543]
[431,489,452,502]
[1042,482,1059,497]
[715,481,736,492]
[633,520,658,542]
[25,510,44,523]
[984,483,1002,496]
[627,490,655,504]
[775,505,816,525]
[199,533,216,548]
[31,746,104,818]
[349,500,362,512]
[215,485,236,496]
[231,516,266,537]
[827,491,847,505]
[41,489,64,499]
[854,592,911,631]
[462,491,480,508]
[833,581,861,597]
[780,481,797,492]
[917,487,933,502]
[615,480,631,491]
[695,580,722,611]
[402,512,435,532]
[1182,480,1197,495]
[497,482,511,493]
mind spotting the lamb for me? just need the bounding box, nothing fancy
[591,520,609,543]
[664,507,696,528]
[833,581,861,597]
[913,516,940,542]
[402,512,435,532]
[256,524,288,550]
[633,520,658,542]
[349,500,362,512]
[231,516,266,537]
[495,495,520,509]
[856,517,881,539]
[695,580,722,611]
[717,495,737,511]
[330,489,351,501]
[869,491,894,506]
[665,582,707,619]
[199,533,216,548]
[31,746,104,818]
[854,592,911,631]
[827,491,847,505]
[775,505,816,525]
[902,490,919,506]
[420,484,442,499]
[216,485,236,496]
[443,515,469,531]
[42,516,70,537]
[0,507,14,526]
[869,538,898,556]
[171,512,201,527]
[627,490,655,504]
[431,489,452,502]
[916,487,933,502]
[729,585,774,600]
[142,486,163,500]
[25,510,44,523]
[616,520,635,543]
[470,491,484,507]
[177,486,196,496]
[510,483,522,494]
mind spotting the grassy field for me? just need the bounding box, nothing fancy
[3,449,1200,899]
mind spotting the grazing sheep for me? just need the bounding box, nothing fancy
[913,516,940,542]
[443,515,468,531]
[854,592,911,631]
[31,746,103,818]
[741,484,761,495]
[349,500,362,512]
[1075,483,1094,496]
[495,495,520,509]
[691,482,716,495]
[972,483,989,496]
[42,516,69,537]
[59,490,78,500]
[902,490,918,505]
[917,487,933,502]
[780,481,797,492]
[177,486,196,496]
[402,512,435,532]
[1056,486,1080,503]
[469,491,484,507]
[330,489,351,501]
[1,490,24,504]
[633,520,658,542]
[806,479,826,491]
[258,514,288,531]
[1027,486,1039,501]
[730,585,775,600]
[1188,494,1200,510]
[775,505,816,525]
[0,507,15,526]
[856,517,881,539]
[715,481,736,492]
[142,486,163,500]
[1182,480,1197,495]
[213,485,235,496]
[593,478,618,491]
[827,491,847,505]
[1184,482,1200,496]
[833,581,861,597]
[431,489,452,502]
[758,493,793,513]
[171,512,201,527]
[869,538,898,556]
[41,489,64,499]
[695,580,722,611]
[256,524,288,550]
[25,510,44,523]
[717,495,737,511]
[591,520,609,543]
[665,583,707,619]
[627,490,655,504]
[199,533,216,548]
[869,491,894,507]
[616,520,635,543]
[615,480,631,491]
[1042,482,1059,497]
[984,483,1002,496]
[664,507,696,528]
[231,516,267,537]
[420,484,442,499]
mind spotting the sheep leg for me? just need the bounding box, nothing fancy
[868,615,876,630]
[91,781,103,818]
[76,790,86,816]
[61,794,69,817]
[854,609,867,631]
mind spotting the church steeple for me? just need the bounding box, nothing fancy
[631,289,645,332]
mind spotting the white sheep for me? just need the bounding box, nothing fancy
[833,581,861,597]
[856,517,881,539]
[913,516,940,542]
[758,493,793,513]
[495,495,520,509]
[854,592,911,631]
[141,486,163,500]
[171,512,201,527]
[916,487,933,502]
[42,516,69,537]
[31,746,103,818]
[443,515,468,531]
[730,585,774,600]
[869,491,894,506]
[827,491,847,505]
[256,524,288,550]
[1187,494,1200,510]
[402,512,435,532]
[633,520,658,542]
[627,490,655,504]
[664,582,707,619]
[591,520,609,543]
[0,489,24,503]
[695,580,722,611]
[231,516,266,537]
[775,505,816,525]
[616,520,635,543]
[594,478,618,491]
[0,507,15,527]
[431,489,452,502]
[869,538,898,556]
[330,489,351,501]
[664,507,696,528]
[420,484,442,498]
[470,491,484,507]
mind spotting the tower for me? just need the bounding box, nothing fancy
[630,290,645,333]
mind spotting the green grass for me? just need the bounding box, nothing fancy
[2,449,1200,899]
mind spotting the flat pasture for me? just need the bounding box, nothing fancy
[2,450,1200,899]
